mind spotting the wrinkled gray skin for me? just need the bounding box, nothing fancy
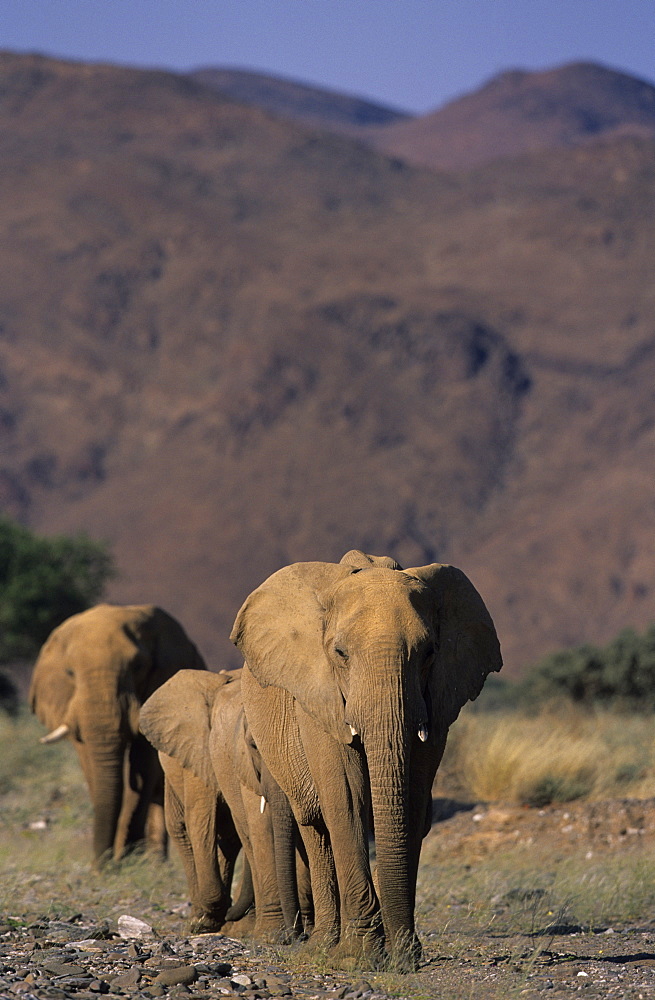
[231,550,502,970]
[29,604,206,866]
[140,668,311,941]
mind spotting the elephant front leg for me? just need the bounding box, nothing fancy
[298,713,383,964]
[118,735,164,859]
[162,757,236,932]
[295,818,339,951]
[241,785,288,941]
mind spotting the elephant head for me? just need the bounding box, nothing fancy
[29,603,206,864]
[230,550,501,963]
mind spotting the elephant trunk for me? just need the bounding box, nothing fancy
[360,670,421,970]
[87,742,126,864]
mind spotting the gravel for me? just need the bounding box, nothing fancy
[0,916,393,1000]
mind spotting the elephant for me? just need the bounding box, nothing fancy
[140,668,312,942]
[230,549,502,970]
[143,669,246,933]
[29,603,206,865]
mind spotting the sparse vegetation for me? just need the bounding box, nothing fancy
[5,704,655,998]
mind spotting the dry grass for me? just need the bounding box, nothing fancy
[438,702,655,806]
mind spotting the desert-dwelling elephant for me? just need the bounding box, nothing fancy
[141,670,246,933]
[231,549,502,970]
[140,668,312,942]
[29,603,206,866]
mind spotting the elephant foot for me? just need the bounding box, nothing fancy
[187,913,225,935]
[299,926,340,960]
[253,922,297,945]
[329,932,386,972]
[221,911,257,939]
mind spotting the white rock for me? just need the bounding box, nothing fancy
[117,915,155,939]
[232,974,253,986]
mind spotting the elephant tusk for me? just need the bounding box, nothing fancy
[418,725,429,743]
[40,723,70,744]
[260,795,266,814]
[347,723,358,737]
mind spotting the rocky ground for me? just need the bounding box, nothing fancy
[0,915,386,1000]
[3,912,655,1000]
[4,797,655,999]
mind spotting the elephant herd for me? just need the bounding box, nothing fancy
[29,550,502,971]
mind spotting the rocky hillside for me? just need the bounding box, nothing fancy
[0,52,654,675]
[189,66,410,132]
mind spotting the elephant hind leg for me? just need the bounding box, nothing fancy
[296,839,314,936]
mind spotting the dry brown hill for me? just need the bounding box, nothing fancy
[0,52,654,677]
[363,62,655,169]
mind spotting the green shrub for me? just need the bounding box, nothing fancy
[519,624,655,709]
[0,516,114,662]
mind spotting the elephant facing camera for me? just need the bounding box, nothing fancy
[29,603,207,866]
[231,549,501,970]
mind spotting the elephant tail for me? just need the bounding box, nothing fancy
[225,855,254,921]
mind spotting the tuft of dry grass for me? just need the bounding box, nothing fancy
[438,702,655,805]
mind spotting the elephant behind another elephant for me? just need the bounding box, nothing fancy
[140,668,312,941]
[29,603,207,865]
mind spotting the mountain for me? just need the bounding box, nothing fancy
[189,67,411,132]
[1,52,654,677]
[187,62,655,171]
[365,62,655,169]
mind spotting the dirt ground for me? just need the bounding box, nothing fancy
[4,796,655,999]
[413,796,655,997]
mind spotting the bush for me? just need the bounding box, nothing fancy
[0,516,115,662]
[519,624,655,709]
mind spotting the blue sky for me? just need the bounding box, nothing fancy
[3,0,653,114]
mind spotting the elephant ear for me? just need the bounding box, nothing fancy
[139,669,232,788]
[28,625,76,733]
[230,561,355,744]
[126,606,207,703]
[405,564,502,729]
[340,549,403,570]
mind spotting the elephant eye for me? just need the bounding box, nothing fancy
[420,645,435,674]
[334,645,349,661]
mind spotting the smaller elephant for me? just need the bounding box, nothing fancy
[29,603,206,865]
[140,668,311,941]
[153,664,249,932]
